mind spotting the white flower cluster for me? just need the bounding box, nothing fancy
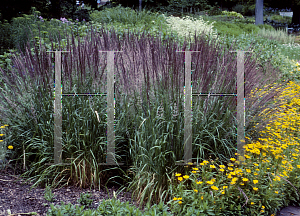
[163,14,218,43]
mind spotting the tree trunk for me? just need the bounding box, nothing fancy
[292,4,300,25]
[255,0,264,25]
[139,0,142,11]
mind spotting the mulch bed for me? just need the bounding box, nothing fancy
[0,165,149,216]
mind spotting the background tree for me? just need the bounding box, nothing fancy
[255,0,263,25]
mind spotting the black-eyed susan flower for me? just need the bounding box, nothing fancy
[183,175,189,179]
[206,180,214,185]
[211,186,218,190]
[196,181,203,184]
[8,145,13,150]
[194,189,198,193]
[253,180,258,184]
[178,177,183,181]
[253,187,258,191]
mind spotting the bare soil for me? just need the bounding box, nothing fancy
[0,165,150,216]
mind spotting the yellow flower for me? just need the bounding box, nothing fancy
[173,197,178,201]
[219,169,225,172]
[297,165,300,168]
[275,191,279,194]
[219,165,225,168]
[262,206,265,209]
[240,182,244,185]
[183,175,189,179]
[196,181,203,184]
[206,181,214,185]
[192,171,197,173]
[251,202,254,205]
[254,172,258,175]
[201,196,204,200]
[228,167,233,171]
[177,197,182,200]
[253,187,258,191]
[242,178,248,182]
[211,186,218,190]
[221,190,225,194]
[210,165,216,168]
[200,163,204,166]
[8,145,13,150]
[223,186,228,189]
[244,154,251,159]
[179,201,182,204]
[228,163,234,167]
[178,177,183,181]
[0,134,4,136]
[253,163,259,166]
[230,158,236,161]
[175,173,181,176]
[194,189,198,193]
[246,169,251,173]
[253,180,258,184]
[192,168,199,171]
[188,162,193,165]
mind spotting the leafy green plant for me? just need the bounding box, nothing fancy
[44,184,56,202]
[46,199,173,215]
[77,192,94,207]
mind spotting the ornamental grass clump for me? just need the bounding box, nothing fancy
[255,27,295,45]
[167,80,300,215]
[0,19,293,212]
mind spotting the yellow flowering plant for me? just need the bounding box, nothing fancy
[167,80,300,215]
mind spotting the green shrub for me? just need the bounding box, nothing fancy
[89,4,160,26]
[212,21,260,37]
[222,11,244,19]
[242,4,255,16]
[270,15,292,24]
[232,4,244,14]
[257,24,274,31]
[209,3,222,16]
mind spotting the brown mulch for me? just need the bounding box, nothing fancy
[0,165,152,216]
